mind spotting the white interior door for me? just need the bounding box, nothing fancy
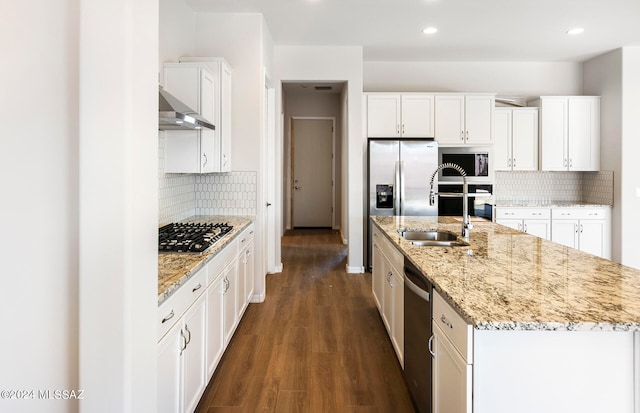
[292,118,334,228]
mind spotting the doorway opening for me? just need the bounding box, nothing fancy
[282,82,346,232]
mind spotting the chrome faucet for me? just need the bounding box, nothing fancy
[429,163,473,239]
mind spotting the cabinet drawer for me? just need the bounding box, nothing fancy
[433,290,473,363]
[237,224,255,249]
[495,207,550,220]
[552,207,607,220]
[158,267,207,341]
[206,239,238,286]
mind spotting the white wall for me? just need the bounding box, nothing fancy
[620,48,640,269]
[194,12,273,298]
[1,1,158,412]
[364,61,583,96]
[275,46,364,272]
[159,0,195,68]
[583,49,623,263]
[283,91,344,230]
[1,2,80,411]
[583,47,640,269]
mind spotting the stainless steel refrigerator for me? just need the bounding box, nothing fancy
[367,139,438,268]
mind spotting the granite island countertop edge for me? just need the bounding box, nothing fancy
[372,215,640,332]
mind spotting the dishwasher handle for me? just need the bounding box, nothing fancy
[404,270,430,301]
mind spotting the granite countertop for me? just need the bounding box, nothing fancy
[372,215,640,332]
[158,215,253,305]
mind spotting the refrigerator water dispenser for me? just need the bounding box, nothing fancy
[376,184,394,209]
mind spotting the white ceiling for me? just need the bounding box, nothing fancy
[186,0,640,62]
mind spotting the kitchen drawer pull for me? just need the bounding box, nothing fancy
[161,310,175,324]
[428,335,435,358]
[440,314,453,329]
[192,283,202,293]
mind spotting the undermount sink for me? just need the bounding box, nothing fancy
[398,229,470,247]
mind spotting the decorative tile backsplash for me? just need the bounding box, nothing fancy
[495,170,614,205]
[158,133,258,225]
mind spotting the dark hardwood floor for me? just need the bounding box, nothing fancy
[194,228,415,413]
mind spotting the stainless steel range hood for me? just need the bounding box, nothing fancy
[158,86,215,131]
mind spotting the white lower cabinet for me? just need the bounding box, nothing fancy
[157,292,207,413]
[206,275,224,380]
[432,290,473,413]
[494,207,551,240]
[551,207,611,259]
[158,222,256,413]
[371,225,404,366]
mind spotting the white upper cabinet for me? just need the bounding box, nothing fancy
[163,58,233,174]
[530,96,600,171]
[366,94,435,138]
[163,64,218,174]
[435,94,494,145]
[494,108,538,171]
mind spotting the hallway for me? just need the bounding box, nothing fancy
[194,229,415,412]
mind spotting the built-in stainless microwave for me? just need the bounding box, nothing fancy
[438,148,492,182]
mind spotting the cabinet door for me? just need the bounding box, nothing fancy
[435,95,465,144]
[401,95,434,137]
[244,240,255,303]
[464,95,493,144]
[432,324,472,413]
[551,220,578,249]
[496,218,522,232]
[381,260,393,334]
[493,108,512,170]
[206,276,225,380]
[579,220,606,257]
[568,97,599,171]
[391,268,404,367]
[220,63,232,172]
[511,109,538,171]
[200,69,219,173]
[158,322,183,413]
[182,296,207,413]
[165,131,201,174]
[371,241,384,311]
[367,95,401,137]
[222,263,238,345]
[523,219,550,240]
[540,98,568,171]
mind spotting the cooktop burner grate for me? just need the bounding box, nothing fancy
[158,222,233,254]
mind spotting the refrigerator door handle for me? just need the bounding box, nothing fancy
[394,160,401,215]
[399,160,405,215]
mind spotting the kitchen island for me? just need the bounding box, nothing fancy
[372,215,640,413]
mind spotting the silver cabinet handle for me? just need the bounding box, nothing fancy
[440,314,453,329]
[192,283,202,293]
[513,158,516,168]
[466,130,469,140]
[402,124,405,134]
[428,335,435,358]
[180,329,187,355]
[202,153,208,167]
[161,310,175,324]
[396,124,400,135]
[460,130,464,141]
[184,324,191,345]
[580,224,584,233]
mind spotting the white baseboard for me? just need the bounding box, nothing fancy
[250,292,266,303]
[346,264,365,274]
[267,263,283,274]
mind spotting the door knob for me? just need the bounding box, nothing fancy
[294,186,301,190]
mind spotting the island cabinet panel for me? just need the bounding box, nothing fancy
[432,291,473,413]
[371,225,405,366]
[473,330,637,413]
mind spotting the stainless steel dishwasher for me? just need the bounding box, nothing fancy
[403,256,432,413]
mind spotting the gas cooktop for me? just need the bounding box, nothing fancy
[158,222,233,254]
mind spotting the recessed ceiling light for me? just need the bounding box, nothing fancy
[422,27,438,34]
[566,27,584,35]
